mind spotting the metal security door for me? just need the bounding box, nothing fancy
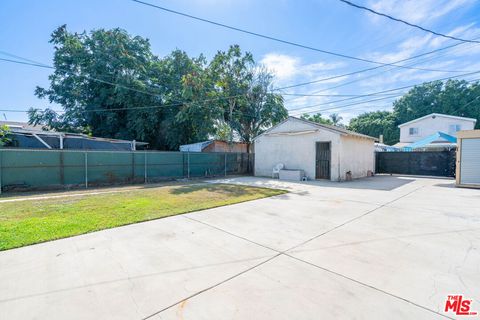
[315,142,331,179]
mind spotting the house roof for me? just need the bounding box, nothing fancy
[398,113,477,128]
[179,139,246,152]
[179,140,214,152]
[0,120,41,131]
[254,116,376,141]
[4,123,148,146]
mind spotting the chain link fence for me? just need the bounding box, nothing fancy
[0,149,254,193]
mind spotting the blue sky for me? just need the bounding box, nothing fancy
[1,0,480,124]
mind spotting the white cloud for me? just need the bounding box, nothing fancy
[429,23,479,48]
[368,0,473,24]
[260,53,344,84]
[260,53,300,81]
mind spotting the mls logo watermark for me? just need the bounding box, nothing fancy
[444,295,477,316]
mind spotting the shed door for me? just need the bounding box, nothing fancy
[315,142,331,179]
[460,138,480,184]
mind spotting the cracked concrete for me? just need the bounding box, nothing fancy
[0,175,479,319]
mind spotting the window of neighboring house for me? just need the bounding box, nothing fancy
[409,127,419,135]
[449,124,461,134]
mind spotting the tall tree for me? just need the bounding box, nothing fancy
[348,79,480,145]
[348,111,398,145]
[329,113,343,126]
[208,45,254,143]
[300,113,333,125]
[393,79,480,127]
[232,67,287,152]
[156,50,219,149]
[30,25,160,142]
[29,26,217,150]
[30,26,289,151]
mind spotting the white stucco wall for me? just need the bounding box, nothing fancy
[339,135,375,180]
[399,115,476,143]
[254,118,374,181]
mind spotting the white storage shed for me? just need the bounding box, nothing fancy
[253,117,376,181]
[456,130,480,188]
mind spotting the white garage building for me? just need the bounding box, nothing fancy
[254,117,376,181]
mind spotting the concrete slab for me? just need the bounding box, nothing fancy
[208,175,426,206]
[289,189,480,315]
[0,216,276,319]
[1,175,478,320]
[185,192,378,251]
[156,255,440,320]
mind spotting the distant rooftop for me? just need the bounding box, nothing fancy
[398,113,477,128]
[0,121,42,131]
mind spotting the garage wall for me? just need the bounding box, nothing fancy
[254,119,341,180]
[340,136,375,179]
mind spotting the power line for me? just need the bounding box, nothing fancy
[7,74,479,116]
[290,94,405,116]
[284,36,480,103]
[0,55,251,106]
[2,53,479,117]
[0,57,52,69]
[290,76,480,116]
[300,92,480,124]
[277,33,480,92]
[281,92,400,97]
[0,52,448,117]
[288,73,480,114]
[131,0,471,73]
[288,92,403,112]
[338,0,480,44]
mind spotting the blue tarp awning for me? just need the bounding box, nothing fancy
[403,132,456,150]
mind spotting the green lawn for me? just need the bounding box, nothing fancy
[0,183,286,251]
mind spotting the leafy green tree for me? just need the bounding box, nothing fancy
[348,111,398,145]
[208,45,254,143]
[30,25,160,142]
[232,67,287,152]
[348,79,480,145]
[190,45,287,152]
[155,50,219,149]
[30,26,289,151]
[300,113,333,125]
[0,125,11,147]
[29,26,217,150]
[393,79,480,127]
[329,113,343,126]
[213,121,231,141]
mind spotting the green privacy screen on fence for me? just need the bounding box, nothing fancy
[0,149,254,192]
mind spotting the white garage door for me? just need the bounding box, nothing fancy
[460,138,480,184]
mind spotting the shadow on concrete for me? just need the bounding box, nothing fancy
[225,175,416,192]
[434,182,456,188]
[304,175,415,191]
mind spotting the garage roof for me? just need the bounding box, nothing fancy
[254,116,377,141]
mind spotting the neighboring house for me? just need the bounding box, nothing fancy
[253,116,376,181]
[396,113,476,148]
[0,121,147,151]
[179,140,248,153]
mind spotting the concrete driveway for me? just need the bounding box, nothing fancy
[0,175,479,319]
